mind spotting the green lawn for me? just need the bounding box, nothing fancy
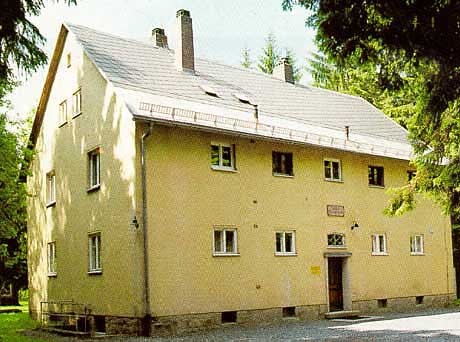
[0,302,45,342]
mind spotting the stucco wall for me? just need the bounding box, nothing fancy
[27,31,144,319]
[27,30,454,323]
[144,125,455,317]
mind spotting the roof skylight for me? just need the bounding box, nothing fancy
[200,84,219,97]
[233,93,254,105]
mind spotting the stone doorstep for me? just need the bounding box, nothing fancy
[324,310,361,319]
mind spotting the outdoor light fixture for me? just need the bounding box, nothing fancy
[131,216,139,229]
[351,221,359,230]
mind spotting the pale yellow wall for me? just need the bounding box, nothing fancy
[27,31,144,318]
[27,30,454,322]
[145,125,455,317]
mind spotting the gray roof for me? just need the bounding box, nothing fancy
[65,23,408,143]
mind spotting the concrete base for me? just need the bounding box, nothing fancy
[59,293,456,337]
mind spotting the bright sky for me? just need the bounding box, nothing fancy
[8,0,316,119]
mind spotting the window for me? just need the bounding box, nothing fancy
[59,100,67,126]
[72,89,81,117]
[275,231,296,255]
[327,233,346,248]
[372,234,387,255]
[211,143,235,171]
[46,171,56,206]
[272,152,293,176]
[47,242,57,276]
[408,170,416,182]
[66,53,71,67]
[88,233,102,273]
[213,228,238,255]
[324,159,342,181]
[410,234,424,255]
[368,166,384,187]
[88,148,100,190]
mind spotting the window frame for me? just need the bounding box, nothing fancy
[410,234,424,255]
[46,171,56,207]
[213,228,239,256]
[324,158,342,182]
[88,233,102,274]
[47,241,57,276]
[275,230,297,256]
[368,165,385,187]
[272,151,294,177]
[58,100,67,127]
[327,233,346,248]
[66,53,71,68]
[72,88,82,118]
[407,170,416,182]
[372,233,388,255]
[210,142,236,172]
[87,148,101,191]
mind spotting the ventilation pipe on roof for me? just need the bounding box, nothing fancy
[253,104,259,120]
[273,57,294,84]
[152,27,168,48]
[345,125,350,140]
[175,9,195,72]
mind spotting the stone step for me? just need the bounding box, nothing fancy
[324,310,361,319]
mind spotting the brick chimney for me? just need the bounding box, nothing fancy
[152,28,168,48]
[273,57,294,84]
[175,9,195,72]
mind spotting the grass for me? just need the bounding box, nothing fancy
[0,302,45,341]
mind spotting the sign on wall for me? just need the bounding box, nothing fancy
[327,205,345,217]
[310,266,321,275]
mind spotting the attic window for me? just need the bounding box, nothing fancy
[233,93,253,105]
[66,53,71,68]
[200,84,218,97]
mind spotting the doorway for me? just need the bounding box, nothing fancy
[328,258,343,311]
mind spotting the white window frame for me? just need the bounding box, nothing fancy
[327,233,346,248]
[46,171,56,206]
[88,233,102,273]
[59,100,67,126]
[372,234,388,255]
[368,165,385,187]
[213,228,239,256]
[275,231,296,256]
[210,142,236,171]
[47,242,57,276]
[88,148,100,191]
[272,151,294,177]
[410,234,424,255]
[324,158,342,182]
[72,88,82,117]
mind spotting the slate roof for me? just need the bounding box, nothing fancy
[65,23,409,143]
[57,23,413,160]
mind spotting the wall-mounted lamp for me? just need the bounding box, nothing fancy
[131,216,140,229]
[351,221,359,230]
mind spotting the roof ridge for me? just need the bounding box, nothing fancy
[64,22,162,50]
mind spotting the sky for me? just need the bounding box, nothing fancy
[8,0,316,119]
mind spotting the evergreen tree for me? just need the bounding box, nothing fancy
[257,32,280,75]
[241,46,252,69]
[284,0,460,218]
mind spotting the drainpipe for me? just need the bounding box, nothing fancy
[141,122,153,336]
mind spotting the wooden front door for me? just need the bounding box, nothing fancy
[328,258,343,311]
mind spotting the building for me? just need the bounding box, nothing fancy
[27,9,456,336]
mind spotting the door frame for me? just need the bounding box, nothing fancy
[324,252,352,312]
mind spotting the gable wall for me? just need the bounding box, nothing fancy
[27,31,144,318]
